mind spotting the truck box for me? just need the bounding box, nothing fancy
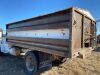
[6,7,96,58]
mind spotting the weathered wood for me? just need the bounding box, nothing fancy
[7,13,70,29]
[7,37,69,47]
[7,41,69,57]
[6,7,96,58]
[7,40,68,51]
[7,21,70,32]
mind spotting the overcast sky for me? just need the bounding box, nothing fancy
[0,0,100,34]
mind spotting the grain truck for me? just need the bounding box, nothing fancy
[0,7,97,75]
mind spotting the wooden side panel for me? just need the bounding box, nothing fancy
[7,37,69,47]
[7,41,69,57]
[7,13,70,29]
[7,22,69,32]
[6,7,96,58]
[72,11,82,52]
[90,22,96,47]
[83,17,91,47]
[7,10,71,57]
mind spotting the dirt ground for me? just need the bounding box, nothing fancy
[0,46,100,75]
[41,47,100,75]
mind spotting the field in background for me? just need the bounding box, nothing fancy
[0,47,100,75]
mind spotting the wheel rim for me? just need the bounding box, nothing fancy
[26,56,35,72]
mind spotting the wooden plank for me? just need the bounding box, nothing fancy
[7,40,68,51]
[7,41,69,57]
[72,10,82,52]
[7,28,69,40]
[7,14,70,29]
[7,21,70,32]
[83,17,91,45]
[7,37,69,47]
[70,8,74,58]
[7,8,71,28]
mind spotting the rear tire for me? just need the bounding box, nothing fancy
[24,51,38,75]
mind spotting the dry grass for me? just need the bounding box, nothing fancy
[41,47,100,75]
[0,47,100,75]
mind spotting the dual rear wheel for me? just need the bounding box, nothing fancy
[24,51,38,75]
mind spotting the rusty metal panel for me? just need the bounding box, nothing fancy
[7,41,69,57]
[7,40,69,55]
[7,22,70,32]
[7,37,69,47]
[7,40,68,51]
[72,11,82,51]
[8,13,70,29]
